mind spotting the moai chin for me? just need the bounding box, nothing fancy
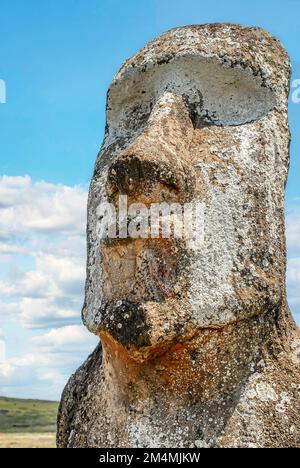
[57,24,300,448]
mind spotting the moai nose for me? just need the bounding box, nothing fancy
[106,92,196,201]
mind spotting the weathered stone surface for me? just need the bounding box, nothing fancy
[57,24,300,448]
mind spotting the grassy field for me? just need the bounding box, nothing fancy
[0,432,56,448]
[0,396,58,448]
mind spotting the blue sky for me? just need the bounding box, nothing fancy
[0,0,300,400]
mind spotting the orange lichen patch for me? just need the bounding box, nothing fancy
[145,330,222,397]
[100,324,241,403]
[149,342,201,393]
[100,331,142,385]
[101,309,292,402]
[100,329,198,400]
[100,325,225,398]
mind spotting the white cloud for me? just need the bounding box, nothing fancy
[32,325,95,350]
[0,252,86,329]
[0,175,32,208]
[0,329,5,363]
[0,175,87,236]
[0,242,25,255]
[0,362,14,378]
[287,257,300,319]
[0,253,85,299]
[0,175,98,399]
[18,297,80,329]
[285,207,300,323]
[286,208,300,251]
[0,325,98,400]
[0,302,21,316]
[287,257,300,283]
[0,175,88,330]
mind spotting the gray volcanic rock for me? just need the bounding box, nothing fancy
[57,24,300,448]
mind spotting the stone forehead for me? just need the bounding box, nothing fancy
[112,24,291,102]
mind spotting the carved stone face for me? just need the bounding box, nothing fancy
[82,25,291,353]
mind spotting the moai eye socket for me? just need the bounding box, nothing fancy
[107,55,277,137]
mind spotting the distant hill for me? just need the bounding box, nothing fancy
[0,396,59,433]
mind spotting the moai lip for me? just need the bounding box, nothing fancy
[57,24,300,448]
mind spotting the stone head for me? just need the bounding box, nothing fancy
[82,24,291,356]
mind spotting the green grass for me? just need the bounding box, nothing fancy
[0,396,59,433]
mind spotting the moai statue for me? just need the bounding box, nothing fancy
[57,24,300,448]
